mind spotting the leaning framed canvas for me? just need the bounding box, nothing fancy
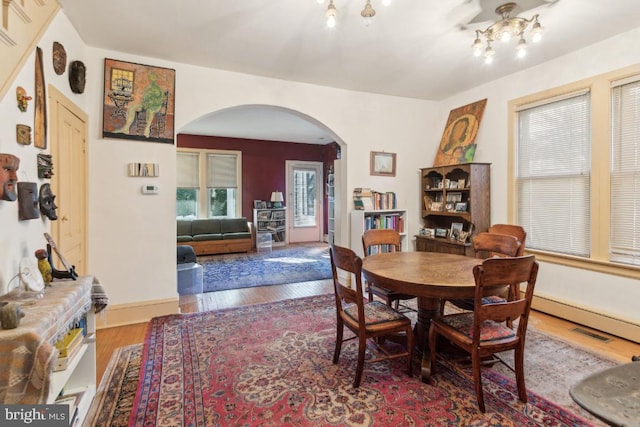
[434,99,487,166]
[370,151,396,177]
[102,58,175,144]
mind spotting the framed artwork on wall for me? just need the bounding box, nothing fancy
[370,151,396,177]
[102,58,175,144]
[433,98,487,166]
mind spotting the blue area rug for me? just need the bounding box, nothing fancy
[200,244,331,292]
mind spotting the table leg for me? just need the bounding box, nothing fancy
[416,296,441,383]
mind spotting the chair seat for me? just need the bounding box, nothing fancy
[439,312,515,342]
[369,284,415,301]
[447,295,507,311]
[344,300,409,326]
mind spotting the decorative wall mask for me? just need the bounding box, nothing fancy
[39,183,58,220]
[34,47,47,149]
[37,154,54,179]
[52,41,67,75]
[69,60,86,94]
[17,182,40,220]
[0,153,20,201]
[16,124,32,145]
[16,87,32,112]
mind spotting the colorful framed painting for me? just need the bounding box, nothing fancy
[102,59,175,144]
[433,99,487,166]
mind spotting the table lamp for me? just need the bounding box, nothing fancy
[270,191,284,208]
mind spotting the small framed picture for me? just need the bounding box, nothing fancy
[457,178,466,188]
[455,202,468,212]
[423,196,432,211]
[435,228,448,238]
[431,201,443,212]
[253,200,263,209]
[450,222,464,240]
[370,151,396,177]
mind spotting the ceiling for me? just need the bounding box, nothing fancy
[59,0,640,144]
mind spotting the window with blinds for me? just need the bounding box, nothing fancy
[516,91,591,257]
[610,76,640,265]
[176,150,241,219]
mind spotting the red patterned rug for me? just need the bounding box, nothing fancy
[124,294,598,426]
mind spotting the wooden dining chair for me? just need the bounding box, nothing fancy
[429,255,539,413]
[362,229,416,313]
[488,224,527,256]
[446,232,522,313]
[330,244,414,388]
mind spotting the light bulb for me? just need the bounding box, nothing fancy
[472,35,483,57]
[316,0,324,3]
[516,38,527,58]
[327,15,336,28]
[325,1,337,28]
[500,31,511,43]
[484,45,495,64]
[531,21,543,42]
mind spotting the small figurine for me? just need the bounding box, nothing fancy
[16,86,32,112]
[0,303,25,329]
[35,249,52,285]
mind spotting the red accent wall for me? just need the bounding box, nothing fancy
[178,134,338,228]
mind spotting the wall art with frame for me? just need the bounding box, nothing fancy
[102,58,175,144]
[370,151,396,177]
[434,98,487,166]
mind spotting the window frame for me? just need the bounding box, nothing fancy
[176,148,242,219]
[508,63,640,280]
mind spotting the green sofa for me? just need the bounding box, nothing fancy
[177,218,254,255]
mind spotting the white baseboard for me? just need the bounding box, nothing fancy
[96,298,179,329]
[532,294,640,343]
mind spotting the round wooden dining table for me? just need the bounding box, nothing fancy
[362,251,483,382]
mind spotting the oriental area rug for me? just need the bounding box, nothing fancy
[85,295,617,427]
[199,243,331,293]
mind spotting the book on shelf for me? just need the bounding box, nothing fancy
[55,390,83,425]
[55,328,83,358]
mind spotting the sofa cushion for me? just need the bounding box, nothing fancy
[193,234,223,241]
[191,219,221,235]
[220,217,250,234]
[222,232,252,240]
[177,220,192,237]
[177,235,193,242]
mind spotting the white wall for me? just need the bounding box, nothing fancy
[440,27,640,327]
[2,9,639,331]
[0,12,87,294]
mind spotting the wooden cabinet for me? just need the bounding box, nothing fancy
[418,163,490,255]
[254,207,287,246]
[350,209,408,257]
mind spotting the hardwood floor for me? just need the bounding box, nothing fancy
[96,277,640,385]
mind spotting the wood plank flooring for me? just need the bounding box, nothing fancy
[96,258,640,385]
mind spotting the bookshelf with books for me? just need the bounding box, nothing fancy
[418,163,490,256]
[350,209,408,257]
[253,207,287,246]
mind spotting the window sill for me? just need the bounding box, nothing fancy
[527,249,640,280]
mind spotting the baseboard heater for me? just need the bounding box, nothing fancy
[531,294,640,343]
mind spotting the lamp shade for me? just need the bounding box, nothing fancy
[270,191,284,203]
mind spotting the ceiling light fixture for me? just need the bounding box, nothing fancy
[319,0,393,28]
[472,2,543,64]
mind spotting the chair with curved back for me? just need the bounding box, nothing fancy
[446,232,522,313]
[362,229,417,313]
[488,224,527,256]
[429,255,539,412]
[330,244,414,388]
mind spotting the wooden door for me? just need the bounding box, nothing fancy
[49,86,88,275]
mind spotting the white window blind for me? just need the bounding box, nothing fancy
[610,76,640,265]
[206,153,238,188]
[177,152,199,188]
[516,91,591,256]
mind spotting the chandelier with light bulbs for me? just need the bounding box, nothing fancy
[472,2,543,64]
[317,0,393,28]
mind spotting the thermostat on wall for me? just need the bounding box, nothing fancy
[142,184,159,194]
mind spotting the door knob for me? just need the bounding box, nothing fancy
[61,216,68,222]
